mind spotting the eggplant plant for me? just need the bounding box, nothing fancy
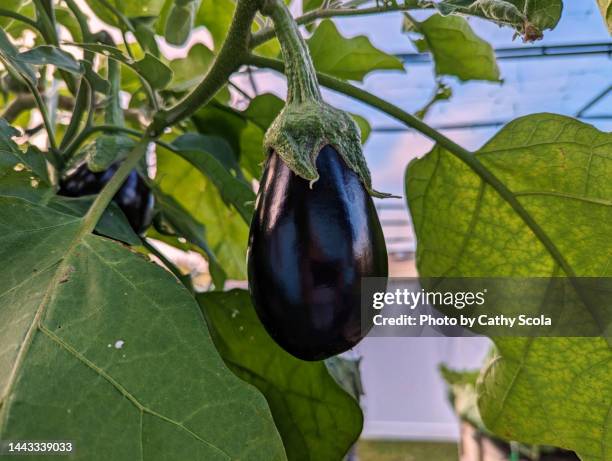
[0,0,609,460]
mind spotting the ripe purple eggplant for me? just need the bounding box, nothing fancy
[59,163,154,235]
[247,145,388,361]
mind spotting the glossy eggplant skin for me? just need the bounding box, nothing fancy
[247,145,388,361]
[59,163,154,235]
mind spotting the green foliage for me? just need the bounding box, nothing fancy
[55,7,84,42]
[0,121,49,185]
[168,43,215,92]
[155,145,250,281]
[194,0,235,50]
[0,28,37,84]
[434,0,563,40]
[439,365,483,429]
[17,46,83,74]
[85,0,167,26]
[75,135,136,172]
[302,0,324,13]
[72,43,173,89]
[0,0,24,27]
[165,0,201,46]
[0,1,605,459]
[308,19,404,81]
[169,133,255,223]
[404,14,500,82]
[200,289,363,461]
[152,188,227,287]
[597,0,612,33]
[406,114,612,460]
[0,135,286,460]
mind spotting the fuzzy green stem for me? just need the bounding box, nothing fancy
[151,0,260,134]
[247,53,578,280]
[260,0,321,104]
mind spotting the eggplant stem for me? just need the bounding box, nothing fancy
[260,0,321,104]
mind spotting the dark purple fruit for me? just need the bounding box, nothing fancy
[247,145,388,361]
[59,163,154,235]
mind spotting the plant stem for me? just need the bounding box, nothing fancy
[0,9,40,31]
[23,77,60,155]
[74,0,263,239]
[81,137,150,235]
[251,1,432,48]
[33,0,77,94]
[60,0,97,153]
[246,53,578,279]
[106,58,124,126]
[151,0,261,134]
[59,79,90,151]
[260,0,321,104]
[62,124,179,160]
[65,0,94,41]
[95,0,136,34]
[1,94,74,123]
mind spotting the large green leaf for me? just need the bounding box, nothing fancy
[199,290,363,461]
[156,146,249,280]
[598,0,612,33]
[404,14,500,82]
[435,0,563,41]
[405,114,612,461]
[307,19,404,82]
[0,136,286,460]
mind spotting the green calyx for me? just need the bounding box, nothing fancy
[264,100,390,198]
[260,0,391,198]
